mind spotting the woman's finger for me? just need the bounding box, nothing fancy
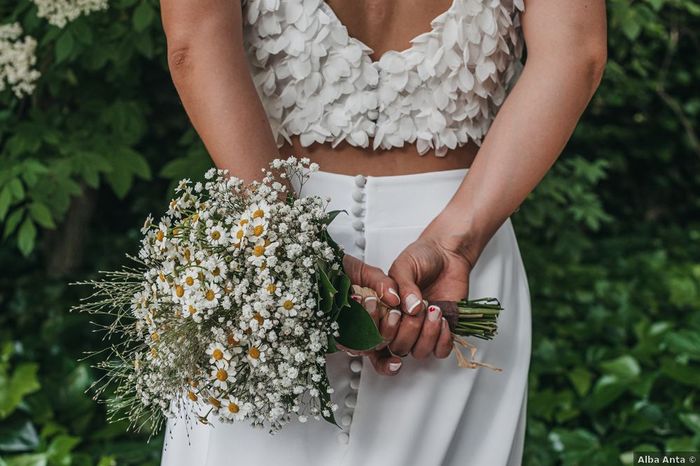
[388,254,425,316]
[434,317,454,359]
[411,305,443,359]
[379,308,402,345]
[367,347,403,376]
[388,313,424,356]
[343,255,400,308]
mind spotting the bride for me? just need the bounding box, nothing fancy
[157,0,607,465]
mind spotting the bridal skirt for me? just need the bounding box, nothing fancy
[161,168,532,466]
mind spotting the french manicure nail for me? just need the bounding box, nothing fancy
[389,361,402,372]
[388,288,401,303]
[406,294,421,314]
[364,296,378,313]
[428,305,441,322]
[387,309,401,326]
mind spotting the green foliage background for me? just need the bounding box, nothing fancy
[1,0,699,465]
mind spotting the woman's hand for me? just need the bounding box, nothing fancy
[386,231,479,359]
[341,255,405,376]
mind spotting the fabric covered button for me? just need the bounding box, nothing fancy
[349,358,363,373]
[341,414,353,427]
[336,432,350,445]
[354,175,367,187]
[351,205,364,217]
[352,190,365,202]
[352,220,364,231]
[344,393,357,408]
[355,237,366,249]
[350,375,361,390]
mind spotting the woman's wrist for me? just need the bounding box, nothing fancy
[420,204,493,268]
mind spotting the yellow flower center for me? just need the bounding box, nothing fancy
[185,277,194,286]
[253,245,265,256]
[216,369,228,381]
[253,225,264,236]
[212,349,224,360]
[205,290,215,301]
[150,348,158,358]
[267,284,277,293]
[253,313,264,325]
[156,231,164,242]
[175,285,185,298]
[283,300,294,310]
[227,403,240,413]
[159,272,166,282]
[151,333,159,342]
[212,267,221,277]
[188,305,197,315]
[236,229,244,240]
[252,209,264,219]
[248,347,261,359]
[187,391,198,401]
[211,230,221,240]
[239,219,249,226]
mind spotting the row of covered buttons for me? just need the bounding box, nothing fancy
[337,176,367,446]
[352,175,366,255]
[337,355,362,445]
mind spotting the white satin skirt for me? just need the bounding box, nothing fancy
[161,168,532,466]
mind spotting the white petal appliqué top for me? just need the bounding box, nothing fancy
[241,0,526,157]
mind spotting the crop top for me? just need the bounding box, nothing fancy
[241,0,526,156]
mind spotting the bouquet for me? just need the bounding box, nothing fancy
[74,157,503,434]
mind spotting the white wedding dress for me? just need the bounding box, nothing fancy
[162,0,532,464]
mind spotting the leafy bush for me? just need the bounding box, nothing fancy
[0,0,698,465]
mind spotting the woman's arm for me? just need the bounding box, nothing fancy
[160,0,278,181]
[385,0,607,357]
[427,0,608,260]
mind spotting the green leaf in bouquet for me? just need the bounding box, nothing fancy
[316,264,337,314]
[333,273,351,312]
[326,335,338,354]
[318,373,339,428]
[322,209,346,226]
[334,300,383,351]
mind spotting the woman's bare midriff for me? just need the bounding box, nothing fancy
[279,138,478,177]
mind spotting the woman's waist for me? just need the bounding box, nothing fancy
[279,136,478,177]
[294,165,469,231]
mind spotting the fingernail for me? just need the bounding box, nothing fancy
[347,351,359,357]
[428,305,441,322]
[387,309,401,326]
[364,296,378,313]
[389,361,402,372]
[350,295,361,303]
[388,288,400,303]
[406,294,421,315]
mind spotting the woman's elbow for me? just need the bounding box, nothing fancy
[166,40,193,80]
[585,44,607,92]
